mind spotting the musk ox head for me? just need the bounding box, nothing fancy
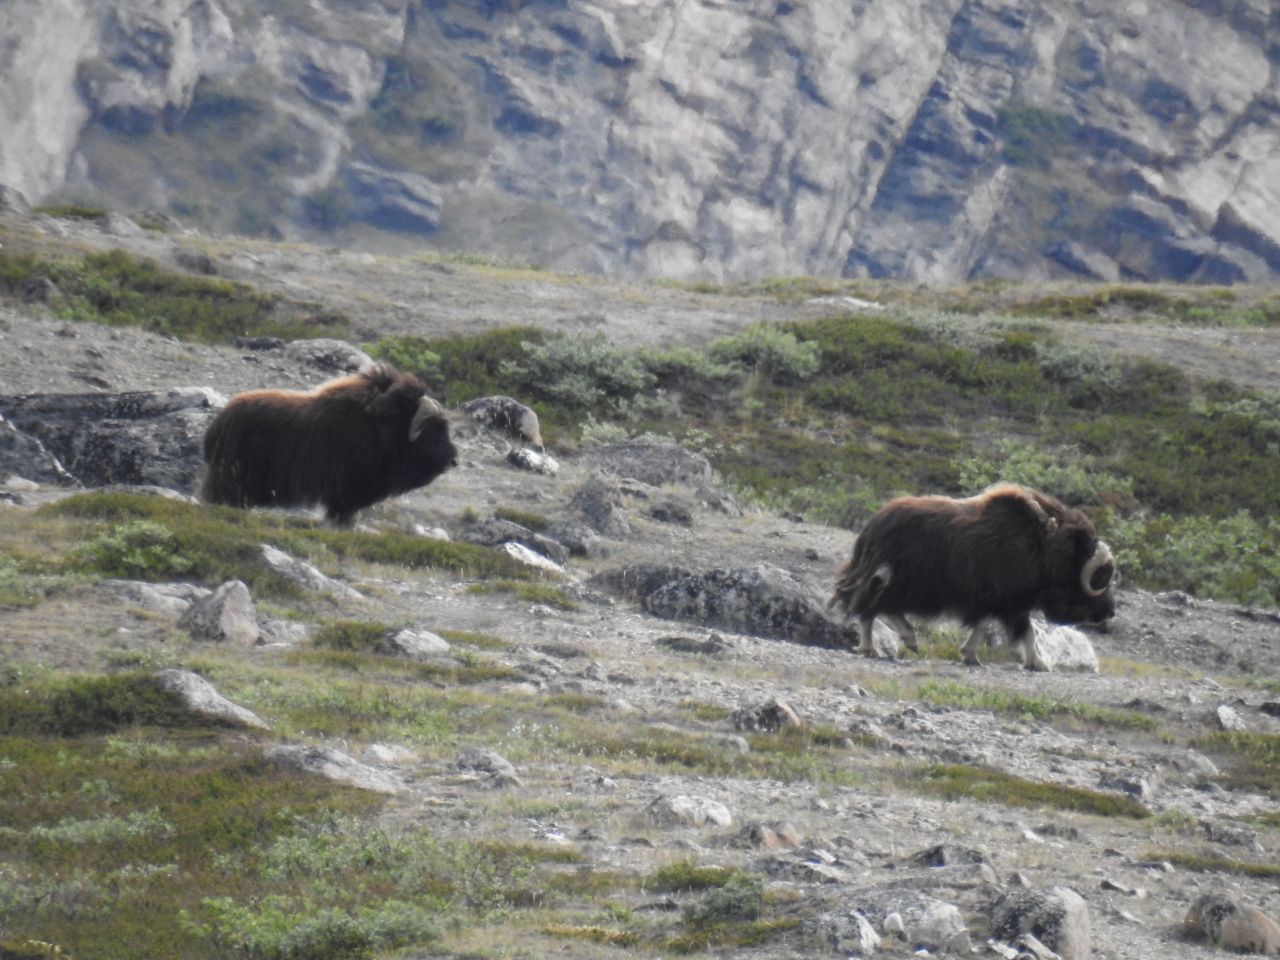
[1040,529,1116,626]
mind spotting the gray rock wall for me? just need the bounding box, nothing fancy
[3,0,1278,284]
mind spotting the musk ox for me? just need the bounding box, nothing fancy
[829,483,1115,671]
[200,364,458,526]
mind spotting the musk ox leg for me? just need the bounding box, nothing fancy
[883,613,920,654]
[1005,614,1050,672]
[857,615,881,658]
[961,618,994,666]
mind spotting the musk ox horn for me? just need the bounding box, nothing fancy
[1080,540,1114,597]
[409,396,445,441]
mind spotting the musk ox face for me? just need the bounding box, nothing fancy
[1040,536,1116,625]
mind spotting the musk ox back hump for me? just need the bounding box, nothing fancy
[200,364,457,525]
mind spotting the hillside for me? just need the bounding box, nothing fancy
[3,0,1280,283]
[1,210,1279,959]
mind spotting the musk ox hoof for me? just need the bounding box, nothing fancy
[963,655,984,667]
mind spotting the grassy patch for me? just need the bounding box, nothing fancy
[1193,732,1280,798]
[0,736,381,960]
[0,673,208,737]
[467,580,577,609]
[285,647,522,687]
[493,507,552,531]
[646,859,736,893]
[913,678,1160,731]
[0,244,344,343]
[34,492,538,597]
[907,763,1150,818]
[437,629,511,651]
[1141,850,1280,878]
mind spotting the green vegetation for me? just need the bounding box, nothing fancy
[25,491,539,597]
[371,306,1280,607]
[0,731,381,960]
[913,678,1160,730]
[0,244,345,343]
[1193,732,1280,798]
[997,104,1077,168]
[467,580,577,609]
[908,763,1151,818]
[1140,849,1280,879]
[0,673,200,737]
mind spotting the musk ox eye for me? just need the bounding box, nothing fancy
[1089,562,1114,593]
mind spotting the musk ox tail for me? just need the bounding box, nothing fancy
[828,534,891,618]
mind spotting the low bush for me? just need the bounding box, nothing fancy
[0,673,198,737]
[0,246,344,344]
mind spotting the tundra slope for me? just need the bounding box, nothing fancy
[0,224,1278,959]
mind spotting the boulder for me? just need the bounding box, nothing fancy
[155,669,268,730]
[459,517,569,565]
[266,744,405,795]
[630,562,857,649]
[459,395,544,450]
[0,388,224,492]
[990,886,1090,960]
[178,580,259,645]
[1032,622,1099,673]
[569,474,631,537]
[260,544,364,602]
[1184,893,1280,955]
[645,794,732,828]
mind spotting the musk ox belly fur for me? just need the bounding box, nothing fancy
[200,364,458,526]
[829,483,1116,670]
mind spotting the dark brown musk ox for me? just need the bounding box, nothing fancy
[828,483,1116,671]
[200,364,458,526]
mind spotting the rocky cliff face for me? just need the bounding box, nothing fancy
[2,0,1278,283]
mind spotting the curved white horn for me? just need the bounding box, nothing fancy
[1080,541,1114,597]
[409,395,445,441]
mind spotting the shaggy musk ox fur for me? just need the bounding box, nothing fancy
[200,364,458,526]
[829,483,1116,671]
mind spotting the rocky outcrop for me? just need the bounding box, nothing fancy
[593,561,858,649]
[0,387,223,491]
[4,1,1279,284]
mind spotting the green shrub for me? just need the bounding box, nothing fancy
[956,440,1135,508]
[365,336,442,382]
[0,673,198,737]
[0,246,343,344]
[1104,510,1280,607]
[707,324,819,384]
[42,492,540,595]
[311,621,393,653]
[499,333,655,415]
[681,871,763,924]
[997,105,1076,167]
[73,520,197,579]
[910,763,1150,818]
[367,327,546,404]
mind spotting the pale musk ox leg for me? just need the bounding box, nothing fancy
[961,618,995,666]
[857,615,880,658]
[1006,613,1050,672]
[883,613,920,654]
